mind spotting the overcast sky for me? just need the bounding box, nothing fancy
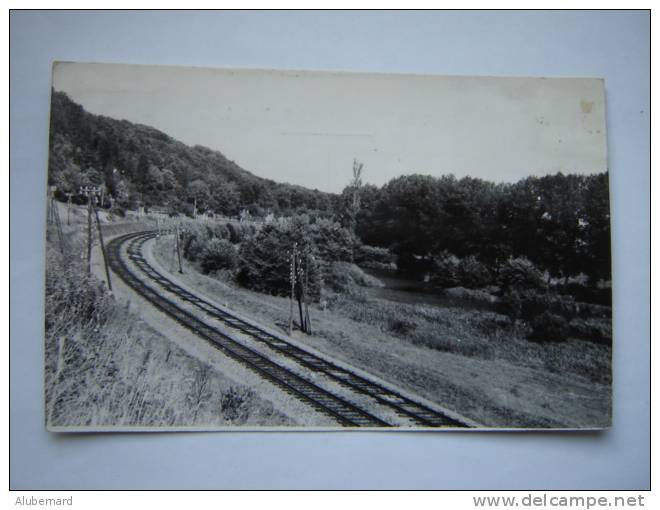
[52,62,607,194]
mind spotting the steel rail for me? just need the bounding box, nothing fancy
[121,230,469,428]
[107,231,389,427]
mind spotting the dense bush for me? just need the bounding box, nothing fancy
[311,218,357,263]
[226,222,253,244]
[354,244,395,269]
[429,253,460,288]
[109,204,126,218]
[397,252,435,279]
[563,282,612,306]
[209,223,230,241]
[498,257,546,293]
[528,311,570,343]
[457,255,492,289]
[181,221,245,264]
[220,386,256,424]
[501,289,578,323]
[200,238,239,274]
[429,253,493,289]
[568,318,612,345]
[325,261,384,294]
[180,224,210,262]
[237,220,323,300]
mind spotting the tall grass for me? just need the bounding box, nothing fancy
[324,290,611,385]
[44,225,291,427]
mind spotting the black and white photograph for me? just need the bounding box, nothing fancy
[44,62,612,430]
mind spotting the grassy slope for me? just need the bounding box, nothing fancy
[152,235,611,428]
[45,205,292,428]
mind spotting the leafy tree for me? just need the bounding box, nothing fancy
[237,220,322,300]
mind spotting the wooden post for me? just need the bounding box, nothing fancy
[175,224,183,274]
[66,194,72,225]
[288,245,295,335]
[303,250,312,334]
[92,202,112,291]
[86,191,93,274]
[171,227,178,273]
[294,251,304,332]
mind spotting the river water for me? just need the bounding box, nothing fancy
[362,268,497,312]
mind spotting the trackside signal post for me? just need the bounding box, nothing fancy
[288,243,312,335]
[80,185,112,291]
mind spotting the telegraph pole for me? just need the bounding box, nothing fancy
[80,186,95,274]
[80,185,112,290]
[92,199,112,291]
[288,244,296,335]
[303,250,312,334]
[65,193,72,225]
[175,224,183,273]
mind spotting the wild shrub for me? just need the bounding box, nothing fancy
[387,316,417,335]
[528,311,570,343]
[207,223,230,241]
[501,289,578,324]
[311,218,357,262]
[226,222,253,244]
[200,238,239,274]
[457,255,492,289]
[563,282,612,307]
[220,386,256,424]
[396,252,435,279]
[181,221,240,262]
[429,253,460,288]
[109,204,126,218]
[180,224,210,261]
[354,244,395,269]
[325,261,383,294]
[569,318,612,345]
[237,220,323,300]
[498,257,546,293]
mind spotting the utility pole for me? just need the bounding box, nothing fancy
[288,244,296,335]
[80,185,112,290]
[304,250,312,334]
[81,186,95,274]
[294,250,304,332]
[46,188,54,225]
[175,224,183,274]
[66,193,72,225]
[92,198,112,291]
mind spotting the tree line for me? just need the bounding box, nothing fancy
[345,171,610,285]
[48,90,611,286]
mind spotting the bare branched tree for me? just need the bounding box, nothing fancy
[348,159,364,231]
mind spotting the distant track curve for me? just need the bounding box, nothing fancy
[107,230,469,428]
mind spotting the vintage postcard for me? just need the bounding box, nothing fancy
[45,62,611,430]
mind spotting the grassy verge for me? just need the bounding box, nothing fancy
[326,290,612,386]
[45,213,292,428]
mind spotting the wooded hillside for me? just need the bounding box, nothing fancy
[48,90,339,217]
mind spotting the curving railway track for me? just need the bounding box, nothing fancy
[107,230,470,428]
